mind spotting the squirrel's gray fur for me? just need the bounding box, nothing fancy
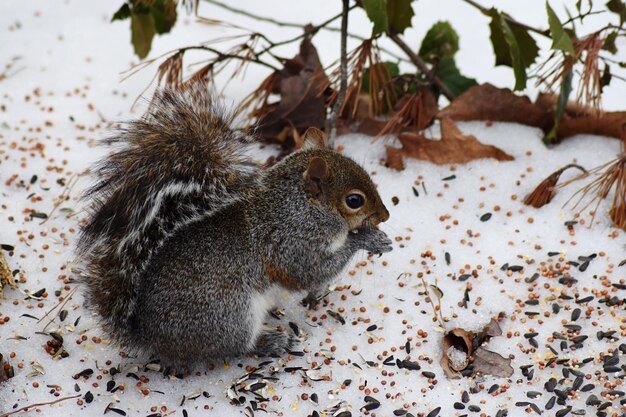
[77,85,391,368]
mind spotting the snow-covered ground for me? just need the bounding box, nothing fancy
[1,1,626,417]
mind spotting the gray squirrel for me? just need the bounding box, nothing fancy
[77,86,392,369]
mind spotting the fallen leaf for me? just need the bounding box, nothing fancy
[440,316,511,379]
[385,117,513,169]
[355,117,387,136]
[256,36,330,150]
[536,93,626,140]
[0,250,16,298]
[438,83,549,129]
[478,317,504,340]
[439,84,626,142]
[472,347,513,378]
[441,328,474,379]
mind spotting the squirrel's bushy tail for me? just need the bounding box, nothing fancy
[77,86,255,343]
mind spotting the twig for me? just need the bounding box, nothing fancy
[203,0,311,29]
[460,0,550,38]
[38,286,78,332]
[203,0,410,63]
[420,276,446,329]
[388,32,455,101]
[328,0,350,142]
[0,394,80,417]
[256,7,356,56]
[183,46,280,72]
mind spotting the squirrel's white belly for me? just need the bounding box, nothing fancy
[248,285,284,347]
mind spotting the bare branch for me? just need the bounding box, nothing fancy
[182,46,280,72]
[388,32,455,101]
[203,0,410,63]
[328,0,350,141]
[461,0,550,38]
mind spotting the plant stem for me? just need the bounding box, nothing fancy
[328,0,350,142]
[0,395,81,417]
[460,0,550,38]
[203,0,410,63]
[182,46,280,71]
[388,32,455,101]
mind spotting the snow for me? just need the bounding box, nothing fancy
[1,1,626,417]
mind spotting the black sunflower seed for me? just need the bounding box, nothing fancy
[555,406,571,417]
[545,378,557,392]
[462,391,469,403]
[426,407,441,417]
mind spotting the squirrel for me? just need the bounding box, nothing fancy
[76,85,392,369]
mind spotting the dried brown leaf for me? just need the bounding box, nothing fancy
[536,93,626,140]
[0,251,16,299]
[441,316,510,379]
[557,112,626,140]
[479,318,503,339]
[472,347,514,378]
[377,87,437,137]
[439,84,626,142]
[256,37,330,149]
[441,328,474,379]
[385,117,513,169]
[438,83,550,129]
[356,117,388,136]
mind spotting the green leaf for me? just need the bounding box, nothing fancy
[603,32,618,54]
[546,2,576,55]
[606,0,626,24]
[600,64,612,91]
[510,22,539,69]
[387,0,415,35]
[485,8,538,90]
[487,10,512,67]
[499,17,527,90]
[131,11,156,59]
[150,0,177,34]
[544,69,572,144]
[362,0,388,37]
[435,56,478,97]
[112,3,131,22]
[418,21,459,63]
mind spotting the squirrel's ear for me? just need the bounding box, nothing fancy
[303,156,330,198]
[301,127,328,150]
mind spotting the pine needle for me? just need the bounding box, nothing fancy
[560,155,626,229]
[524,163,586,208]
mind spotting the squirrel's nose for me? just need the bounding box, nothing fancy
[379,206,390,223]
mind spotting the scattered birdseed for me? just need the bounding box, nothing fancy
[1,9,625,416]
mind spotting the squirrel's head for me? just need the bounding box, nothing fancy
[297,128,390,231]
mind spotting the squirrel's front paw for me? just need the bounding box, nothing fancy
[301,292,322,310]
[251,331,297,357]
[356,228,393,255]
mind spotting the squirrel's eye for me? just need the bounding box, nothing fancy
[345,193,365,209]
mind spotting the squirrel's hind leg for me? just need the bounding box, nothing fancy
[247,286,296,356]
